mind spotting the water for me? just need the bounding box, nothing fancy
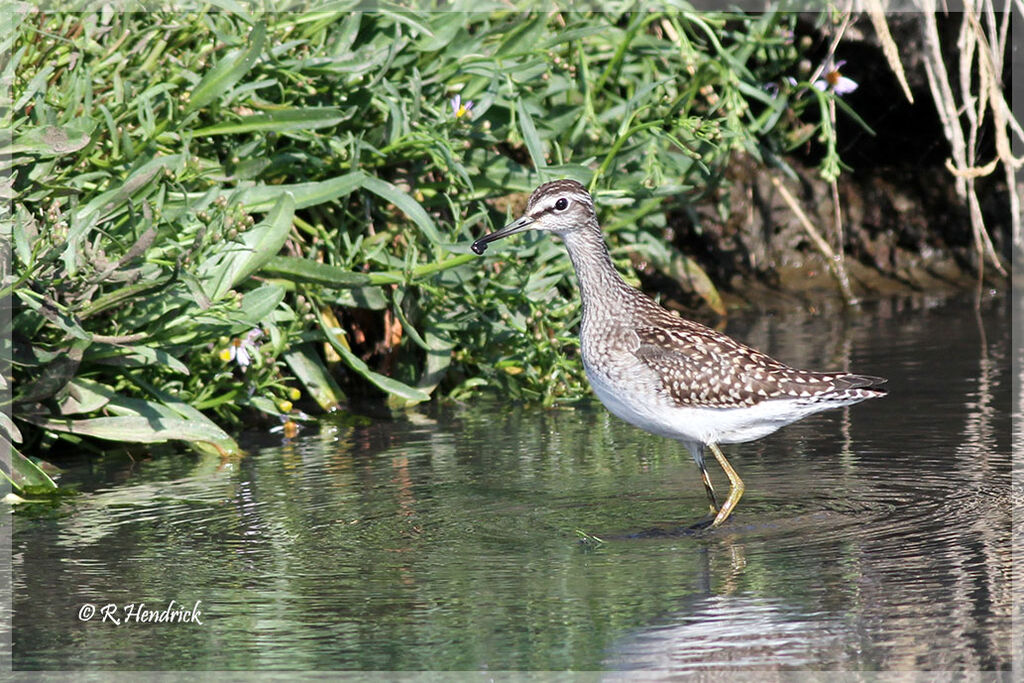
[12,293,1015,672]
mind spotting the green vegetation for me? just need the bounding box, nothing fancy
[7,5,871,493]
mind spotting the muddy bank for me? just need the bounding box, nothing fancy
[650,156,1009,316]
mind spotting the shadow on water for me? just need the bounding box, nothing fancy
[12,293,1013,672]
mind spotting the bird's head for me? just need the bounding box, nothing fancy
[472,179,597,254]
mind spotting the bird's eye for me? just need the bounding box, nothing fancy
[554,198,568,211]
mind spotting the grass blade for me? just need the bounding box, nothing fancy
[187,21,266,113]
[192,107,349,136]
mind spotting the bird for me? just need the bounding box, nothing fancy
[471,179,887,529]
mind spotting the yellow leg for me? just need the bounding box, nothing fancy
[708,443,744,527]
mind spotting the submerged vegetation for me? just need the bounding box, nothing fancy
[4,4,1013,492]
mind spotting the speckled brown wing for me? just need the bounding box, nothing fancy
[632,324,886,408]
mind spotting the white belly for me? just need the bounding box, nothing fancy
[585,364,854,447]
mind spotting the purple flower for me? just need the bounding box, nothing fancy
[450,94,474,119]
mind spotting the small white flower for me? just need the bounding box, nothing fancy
[220,328,264,369]
[229,339,251,368]
[813,60,858,95]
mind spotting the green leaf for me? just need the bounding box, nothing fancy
[15,291,91,341]
[80,274,174,319]
[86,344,189,375]
[74,154,181,224]
[834,96,877,136]
[9,118,95,157]
[28,378,236,458]
[201,192,295,301]
[58,378,114,415]
[262,253,478,291]
[244,395,284,417]
[192,107,349,136]
[370,253,478,285]
[417,329,455,394]
[282,343,347,411]
[495,14,547,57]
[204,0,255,17]
[332,286,388,311]
[360,175,442,244]
[540,24,609,48]
[187,22,266,113]
[13,65,53,112]
[240,283,286,323]
[315,308,430,404]
[1,443,59,493]
[516,98,547,170]
[29,415,237,453]
[12,205,33,267]
[262,255,373,289]
[238,171,365,213]
[55,377,235,459]
[0,412,22,443]
[14,340,88,404]
[133,379,240,457]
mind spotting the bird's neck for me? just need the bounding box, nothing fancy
[561,224,633,319]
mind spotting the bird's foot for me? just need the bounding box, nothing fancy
[686,513,717,531]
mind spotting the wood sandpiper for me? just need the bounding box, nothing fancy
[472,179,887,529]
